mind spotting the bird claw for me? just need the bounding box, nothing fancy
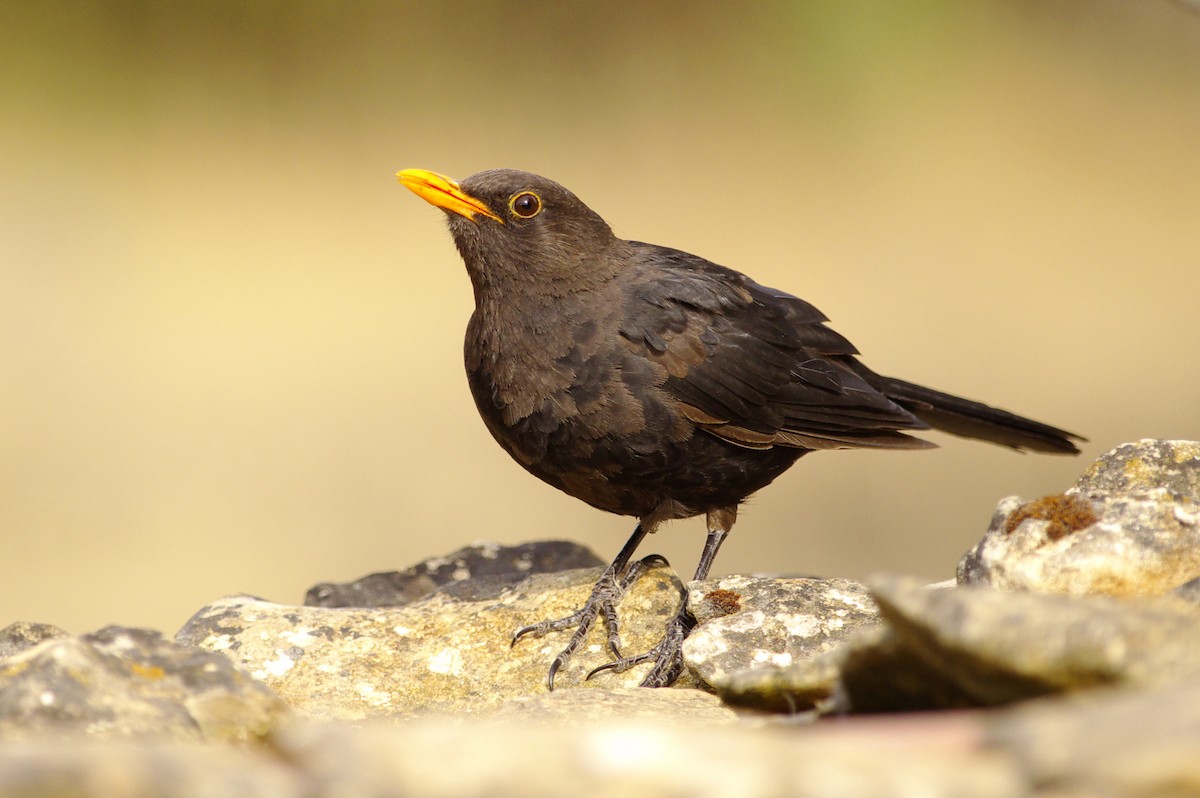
[512,569,627,691]
[512,554,681,690]
[510,607,587,648]
[585,611,694,687]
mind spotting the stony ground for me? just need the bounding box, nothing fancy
[2,439,1199,797]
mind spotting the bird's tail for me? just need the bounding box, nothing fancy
[866,372,1083,455]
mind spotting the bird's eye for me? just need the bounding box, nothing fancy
[509,191,542,219]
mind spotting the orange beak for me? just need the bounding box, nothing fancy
[396,168,503,223]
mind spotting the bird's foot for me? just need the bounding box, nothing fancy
[586,608,694,687]
[511,554,672,690]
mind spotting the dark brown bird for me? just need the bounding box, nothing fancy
[397,167,1082,688]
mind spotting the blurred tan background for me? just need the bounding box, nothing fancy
[3,2,1198,635]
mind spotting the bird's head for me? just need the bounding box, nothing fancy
[398,168,619,297]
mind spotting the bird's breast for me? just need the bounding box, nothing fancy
[464,296,692,470]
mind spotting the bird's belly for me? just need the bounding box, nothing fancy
[559,431,805,520]
[470,368,804,519]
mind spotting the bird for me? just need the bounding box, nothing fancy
[396,167,1083,688]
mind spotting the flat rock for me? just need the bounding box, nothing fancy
[0,626,287,742]
[177,564,687,719]
[682,576,880,692]
[490,685,738,724]
[959,439,1200,596]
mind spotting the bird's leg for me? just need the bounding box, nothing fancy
[588,507,735,688]
[596,553,671,659]
[511,522,650,690]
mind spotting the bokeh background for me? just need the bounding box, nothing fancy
[3,1,1198,635]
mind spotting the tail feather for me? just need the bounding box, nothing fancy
[873,375,1083,455]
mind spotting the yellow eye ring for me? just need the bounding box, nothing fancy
[509,191,542,219]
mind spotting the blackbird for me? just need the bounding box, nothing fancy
[397,167,1082,688]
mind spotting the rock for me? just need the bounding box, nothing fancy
[305,540,604,607]
[0,710,1024,798]
[1173,575,1200,603]
[958,439,1200,596]
[0,622,68,660]
[0,714,1020,798]
[682,576,880,693]
[717,576,1200,714]
[990,677,1200,797]
[1074,438,1200,501]
[10,683,1200,798]
[0,739,304,797]
[277,713,1023,798]
[490,685,739,724]
[717,625,885,714]
[177,563,687,719]
[0,626,287,742]
[9,438,1200,796]
[867,576,1200,697]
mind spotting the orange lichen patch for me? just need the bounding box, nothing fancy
[1005,494,1099,541]
[701,588,742,617]
[1121,456,1158,489]
[129,662,166,680]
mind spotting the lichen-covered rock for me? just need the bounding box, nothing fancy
[717,625,887,714]
[958,439,1200,596]
[0,626,287,742]
[867,576,1200,697]
[0,622,68,660]
[177,564,686,719]
[682,576,880,693]
[1074,438,1200,501]
[718,576,1200,714]
[305,540,604,607]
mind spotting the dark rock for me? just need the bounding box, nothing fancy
[0,626,288,742]
[959,439,1200,596]
[1172,575,1200,603]
[305,540,604,607]
[180,563,686,719]
[0,622,68,660]
[682,576,880,693]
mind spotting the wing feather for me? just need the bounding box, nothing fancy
[619,243,930,452]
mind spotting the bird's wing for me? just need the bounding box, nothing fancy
[619,244,933,451]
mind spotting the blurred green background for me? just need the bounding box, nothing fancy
[3,1,1198,635]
